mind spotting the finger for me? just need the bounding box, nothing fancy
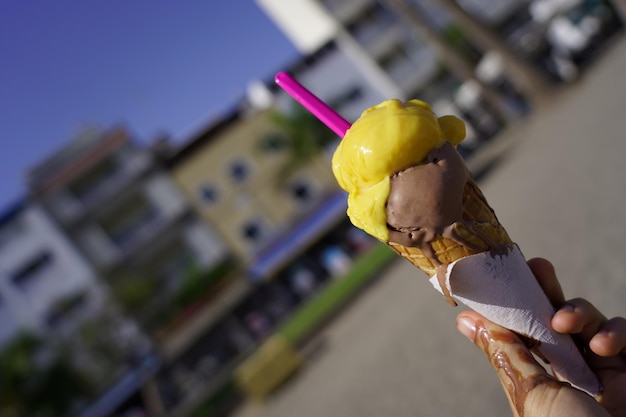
[456,311,566,415]
[551,300,626,373]
[551,298,607,342]
[527,258,565,307]
[456,311,542,373]
[456,312,607,417]
[589,317,626,357]
[457,311,542,417]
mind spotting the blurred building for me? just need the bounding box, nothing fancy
[171,40,387,265]
[0,197,154,417]
[0,199,106,345]
[169,109,335,263]
[0,51,383,414]
[260,0,625,137]
[142,41,389,416]
[255,0,526,92]
[256,0,530,150]
[27,127,230,333]
[19,126,233,417]
[257,0,439,100]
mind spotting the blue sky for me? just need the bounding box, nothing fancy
[0,1,300,210]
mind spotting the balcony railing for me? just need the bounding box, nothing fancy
[109,208,165,254]
[351,15,397,49]
[384,45,438,91]
[321,0,370,22]
[46,153,152,226]
[362,24,405,59]
[73,153,152,212]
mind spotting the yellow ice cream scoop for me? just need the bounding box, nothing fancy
[331,99,466,242]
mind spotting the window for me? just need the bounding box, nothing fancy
[0,296,17,344]
[199,184,220,205]
[348,2,397,46]
[378,43,409,70]
[329,86,363,109]
[99,194,157,247]
[241,220,263,243]
[290,181,313,203]
[0,216,24,249]
[319,0,344,13]
[288,178,318,205]
[259,134,287,154]
[46,291,88,330]
[228,160,251,184]
[12,251,53,292]
[344,86,363,102]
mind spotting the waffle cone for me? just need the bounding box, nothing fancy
[387,176,513,278]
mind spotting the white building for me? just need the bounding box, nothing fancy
[257,0,525,55]
[0,200,106,346]
[257,0,440,100]
[256,0,529,101]
[257,0,531,148]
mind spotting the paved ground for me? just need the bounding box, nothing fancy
[232,35,626,417]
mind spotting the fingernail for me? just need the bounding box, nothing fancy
[596,328,610,338]
[559,304,575,313]
[456,315,476,341]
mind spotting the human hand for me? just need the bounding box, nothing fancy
[455,258,626,417]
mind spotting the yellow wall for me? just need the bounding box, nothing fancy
[172,108,339,263]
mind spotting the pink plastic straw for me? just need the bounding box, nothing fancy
[275,72,351,138]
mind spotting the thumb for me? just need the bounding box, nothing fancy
[456,311,568,417]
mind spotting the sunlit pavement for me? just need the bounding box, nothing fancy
[232,34,626,417]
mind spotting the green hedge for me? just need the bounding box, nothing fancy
[277,242,396,344]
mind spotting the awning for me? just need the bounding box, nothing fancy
[248,191,348,280]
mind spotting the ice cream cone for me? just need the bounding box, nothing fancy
[328,99,603,395]
[384,171,601,395]
[269,83,603,396]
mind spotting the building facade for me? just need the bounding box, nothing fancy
[169,109,334,263]
[16,126,236,417]
[0,200,105,345]
[27,127,230,333]
[148,41,390,416]
[257,0,538,145]
[0,198,155,417]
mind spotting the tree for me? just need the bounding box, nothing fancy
[0,333,94,417]
[270,102,337,177]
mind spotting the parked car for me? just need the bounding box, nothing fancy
[532,0,623,71]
